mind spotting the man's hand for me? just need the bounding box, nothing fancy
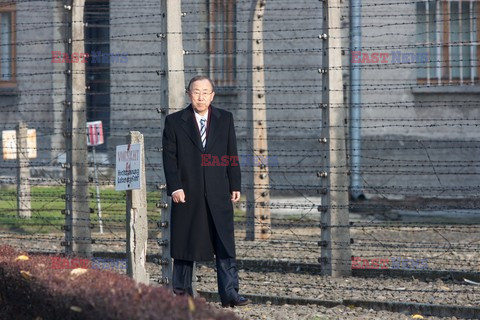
[172,190,186,203]
[231,191,241,203]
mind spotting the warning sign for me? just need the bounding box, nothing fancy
[2,129,37,160]
[87,121,104,146]
[115,144,142,191]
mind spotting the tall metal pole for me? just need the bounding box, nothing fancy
[246,0,271,241]
[158,0,186,288]
[319,0,352,277]
[349,0,364,200]
[92,146,103,233]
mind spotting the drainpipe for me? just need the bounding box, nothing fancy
[349,0,365,200]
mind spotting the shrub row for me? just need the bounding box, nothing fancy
[0,245,237,320]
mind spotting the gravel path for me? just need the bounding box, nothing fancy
[2,223,480,320]
[207,302,460,320]
[191,265,480,307]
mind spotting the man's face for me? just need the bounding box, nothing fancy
[188,79,215,115]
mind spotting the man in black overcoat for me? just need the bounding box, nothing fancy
[162,75,250,307]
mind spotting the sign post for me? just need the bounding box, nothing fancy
[87,121,104,233]
[116,132,149,284]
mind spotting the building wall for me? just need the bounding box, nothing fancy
[0,0,59,176]
[348,0,480,197]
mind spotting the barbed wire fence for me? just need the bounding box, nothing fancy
[1,0,480,315]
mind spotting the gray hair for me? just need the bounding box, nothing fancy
[187,75,216,93]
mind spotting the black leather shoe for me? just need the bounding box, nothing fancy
[222,296,251,308]
[173,288,193,297]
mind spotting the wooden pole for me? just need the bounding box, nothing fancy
[126,131,149,285]
[16,122,31,219]
[246,0,271,241]
[319,0,352,277]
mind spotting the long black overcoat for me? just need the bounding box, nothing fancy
[162,104,241,261]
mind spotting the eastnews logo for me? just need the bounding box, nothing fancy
[352,51,429,64]
[51,51,128,64]
[352,257,429,270]
[201,154,279,167]
[50,257,127,271]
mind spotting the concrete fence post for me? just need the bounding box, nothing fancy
[159,0,186,289]
[126,131,149,284]
[16,122,31,219]
[319,0,352,277]
[246,0,272,241]
[64,0,91,258]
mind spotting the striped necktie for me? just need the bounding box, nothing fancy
[200,118,206,148]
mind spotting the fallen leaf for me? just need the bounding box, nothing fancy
[70,268,88,277]
[464,278,480,286]
[20,270,31,280]
[188,296,196,313]
[70,306,82,312]
[412,315,424,319]
[15,255,29,261]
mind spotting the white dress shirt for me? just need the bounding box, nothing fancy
[194,109,209,134]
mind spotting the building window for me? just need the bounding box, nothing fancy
[209,0,236,87]
[0,4,15,87]
[416,0,479,85]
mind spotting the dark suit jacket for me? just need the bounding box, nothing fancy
[162,104,241,261]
